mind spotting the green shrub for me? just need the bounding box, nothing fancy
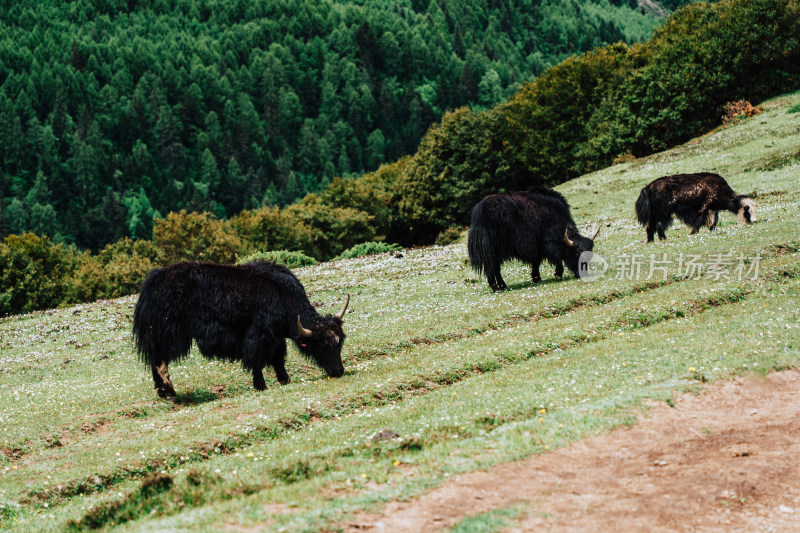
[0,233,80,316]
[237,250,318,269]
[229,206,318,258]
[506,43,630,183]
[393,107,510,243]
[152,210,242,264]
[317,159,409,244]
[99,238,160,298]
[285,196,377,260]
[435,227,467,246]
[579,0,800,164]
[67,238,159,303]
[68,253,106,304]
[334,241,402,260]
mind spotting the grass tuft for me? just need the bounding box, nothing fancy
[68,474,173,531]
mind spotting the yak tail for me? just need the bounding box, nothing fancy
[467,207,497,277]
[132,268,192,366]
[634,188,650,227]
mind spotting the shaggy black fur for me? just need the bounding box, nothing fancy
[132,261,347,398]
[467,189,598,291]
[635,172,756,242]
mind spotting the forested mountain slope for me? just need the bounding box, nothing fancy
[0,0,666,249]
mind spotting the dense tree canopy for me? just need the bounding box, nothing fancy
[0,0,663,249]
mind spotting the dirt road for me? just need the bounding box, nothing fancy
[344,370,800,532]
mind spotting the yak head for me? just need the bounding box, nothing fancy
[296,295,349,378]
[737,197,756,224]
[562,225,600,275]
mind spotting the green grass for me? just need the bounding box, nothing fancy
[449,503,528,532]
[1,91,800,532]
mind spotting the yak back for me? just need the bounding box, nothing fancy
[646,173,738,210]
[468,188,576,273]
[474,188,573,226]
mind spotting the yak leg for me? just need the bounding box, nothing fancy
[656,222,667,241]
[271,341,290,386]
[253,367,267,390]
[251,344,273,390]
[707,211,719,231]
[152,361,176,399]
[487,266,506,292]
[645,226,655,243]
[273,366,290,386]
[553,262,564,281]
[531,258,543,283]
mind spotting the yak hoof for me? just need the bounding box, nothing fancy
[156,387,176,400]
[279,379,290,386]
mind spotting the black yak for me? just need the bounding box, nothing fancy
[132,261,349,399]
[635,172,756,242]
[467,189,600,291]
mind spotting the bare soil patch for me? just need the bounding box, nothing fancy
[344,370,800,532]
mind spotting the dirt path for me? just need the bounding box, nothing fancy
[344,370,800,532]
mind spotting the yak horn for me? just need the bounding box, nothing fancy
[335,294,350,319]
[591,225,600,241]
[297,316,313,338]
[563,229,575,247]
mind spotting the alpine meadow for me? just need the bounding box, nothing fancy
[2,0,800,531]
[2,69,800,533]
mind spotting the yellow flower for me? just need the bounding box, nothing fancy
[689,367,696,372]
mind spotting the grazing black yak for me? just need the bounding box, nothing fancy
[467,189,600,291]
[132,261,349,399]
[635,172,756,242]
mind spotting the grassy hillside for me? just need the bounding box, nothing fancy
[1,90,799,531]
